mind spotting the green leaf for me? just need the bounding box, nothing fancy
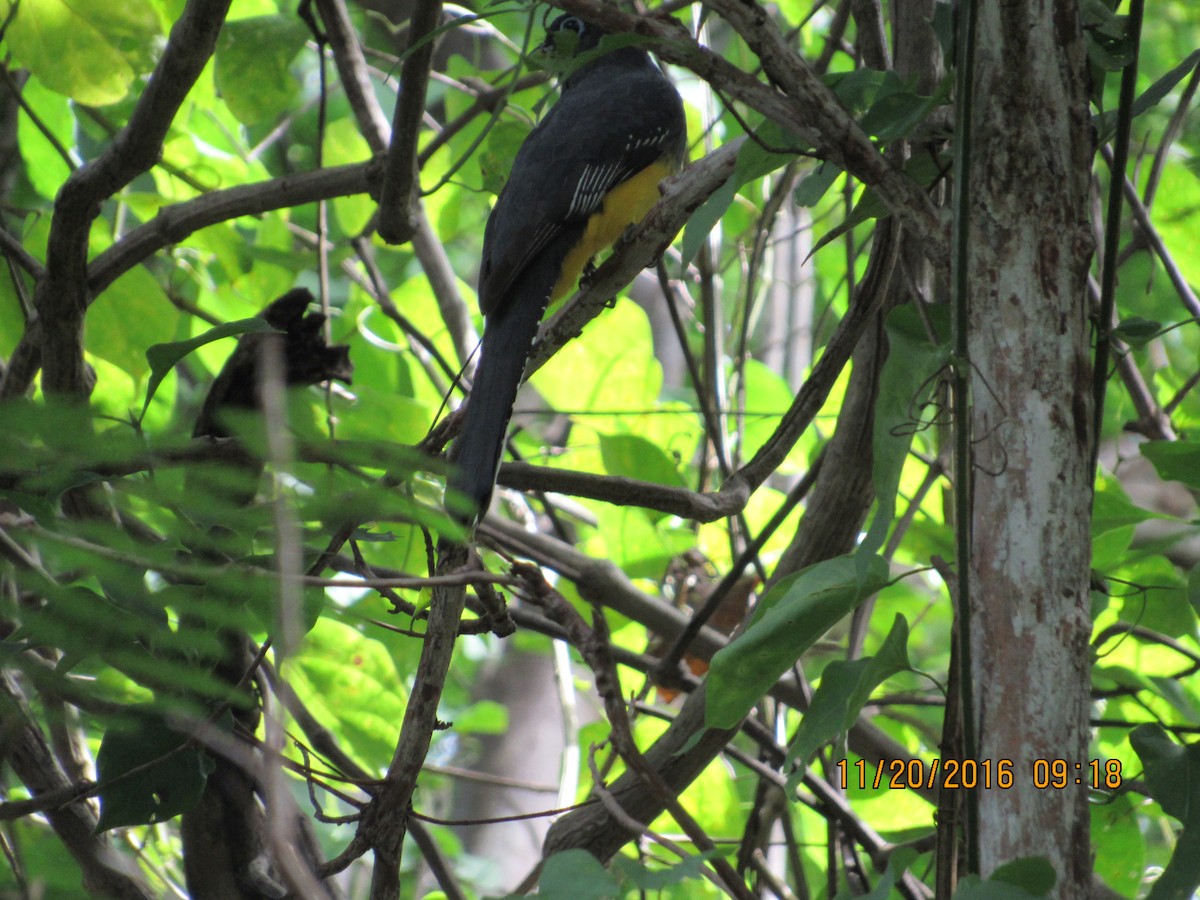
[1094,49,1200,141]
[87,266,177,382]
[533,298,660,422]
[0,257,23,361]
[1092,472,1159,534]
[4,818,85,895]
[95,707,214,831]
[952,872,1052,898]
[598,433,686,488]
[786,614,910,779]
[140,317,280,422]
[1086,28,1135,74]
[1091,792,1146,898]
[214,16,310,126]
[826,67,891,111]
[288,618,410,770]
[452,699,509,735]
[1115,555,1192,638]
[1127,49,1200,121]
[930,1,954,59]
[1145,830,1200,900]
[536,849,620,900]
[1130,724,1200,827]
[989,858,1057,896]
[1140,441,1200,492]
[859,304,950,560]
[15,76,75,200]
[859,74,951,143]
[811,152,948,256]
[738,357,805,465]
[1129,725,1200,900]
[835,848,917,900]
[952,865,1054,898]
[1110,315,1163,347]
[682,121,806,265]
[325,117,375,235]
[612,852,715,891]
[706,554,891,730]
[479,120,532,195]
[1082,0,1128,39]
[7,0,160,105]
[681,174,736,268]
[794,161,842,207]
[1091,524,1134,573]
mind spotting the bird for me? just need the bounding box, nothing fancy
[447,12,687,524]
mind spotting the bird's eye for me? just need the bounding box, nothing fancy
[559,16,583,33]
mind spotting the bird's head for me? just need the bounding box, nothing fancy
[528,13,622,79]
[539,13,606,58]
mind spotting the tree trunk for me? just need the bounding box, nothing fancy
[965,0,1095,893]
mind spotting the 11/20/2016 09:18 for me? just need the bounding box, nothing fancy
[836,757,1124,791]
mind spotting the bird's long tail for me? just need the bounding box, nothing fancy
[448,235,574,523]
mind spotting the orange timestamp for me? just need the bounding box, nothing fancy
[836,758,1123,791]
[837,757,1014,790]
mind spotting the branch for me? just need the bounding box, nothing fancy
[0,161,373,399]
[1102,144,1200,321]
[313,0,391,155]
[0,224,43,280]
[493,461,744,523]
[491,175,891,519]
[515,565,755,899]
[548,0,950,269]
[0,672,155,899]
[313,0,477,365]
[377,0,444,243]
[527,138,743,375]
[34,0,234,396]
[480,518,731,661]
[87,162,378,296]
[361,539,469,900]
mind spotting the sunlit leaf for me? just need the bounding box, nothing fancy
[7,0,160,105]
[15,76,76,199]
[1091,792,1146,898]
[214,15,310,125]
[87,266,179,382]
[287,618,409,771]
[599,433,686,488]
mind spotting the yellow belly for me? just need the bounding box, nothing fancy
[550,158,675,303]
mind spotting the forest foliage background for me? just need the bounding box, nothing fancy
[0,0,1199,897]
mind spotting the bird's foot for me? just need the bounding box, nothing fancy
[578,258,599,291]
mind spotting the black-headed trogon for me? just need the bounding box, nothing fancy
[447,13,687,523]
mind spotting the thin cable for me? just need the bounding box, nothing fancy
[1091,0,1145,480]
[949,0,980,874]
